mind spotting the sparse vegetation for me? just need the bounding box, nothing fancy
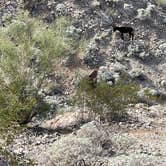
[0,11,73,127]
[0,146,35,165]
[48,122,110,166]
[74,74,139,122]
[48,136,104,166]
[64,34,89,68]
[142,89,165,105]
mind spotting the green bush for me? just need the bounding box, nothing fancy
[74,74,139,122]
[0,11,73,127]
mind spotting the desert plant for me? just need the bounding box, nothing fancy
[76,121,113,150]
[47,135,107,166]
[0,11,73,126]
[141,89,165,105]
[74,74,139,122]
[46,122,111,166]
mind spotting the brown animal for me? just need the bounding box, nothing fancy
[89,69,98,88]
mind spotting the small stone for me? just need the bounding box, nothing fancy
[160,80,166,88]
[163,18,166,24]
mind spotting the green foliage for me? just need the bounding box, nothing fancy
[75,75,139,122]
[0,11,72,127]
[77,35,90,54]
[0,78,49,125]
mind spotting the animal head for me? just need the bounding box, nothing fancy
[113,26,118,32]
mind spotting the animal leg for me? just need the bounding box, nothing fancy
[120,33,124,40]
[130,32,134,40]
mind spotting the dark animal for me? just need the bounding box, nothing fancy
[113,26,134,40]
[89,69,98,88]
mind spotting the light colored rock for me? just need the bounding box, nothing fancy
[110,62,127,72]
[0,138,5,146]
[98,65,114,82]
[124,3,133,9]
[56,3,66,13]
[160,80,166,88]
[41,110,91,131]
[127,41,146,58]
[129,68,145,79]
[83,40,103,67]
[155,42,166,57]
[136,3,155,20]
[13,147,24,155]
[159,43,166,54]
[91,0,100,8]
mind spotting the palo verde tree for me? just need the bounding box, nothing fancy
[0,11,72,126]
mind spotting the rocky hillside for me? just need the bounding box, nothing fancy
[0,0,166,165]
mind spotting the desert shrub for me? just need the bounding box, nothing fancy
[139,89,165,105]
[47,135,107,166]
[111,134,136,154]
[74,74,139,122]
[48,136,101,166]
[47,122,112,165]
[76,121,113,150]
[0,11,73,127]
[65,36,90,68]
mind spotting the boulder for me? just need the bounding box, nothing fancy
[56,3,67,15]
[83,40,103,67]
[129,68,146,81]
[41,110,91,132]
[136,3,155,21]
